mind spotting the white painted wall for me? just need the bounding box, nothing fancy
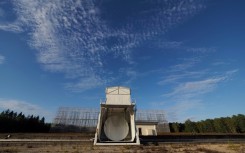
[136,124,157,136]
[106,86,131,105]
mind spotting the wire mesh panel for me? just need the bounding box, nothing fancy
[52,107,100,128]
[135,110,168,123]
[51,107,169,132]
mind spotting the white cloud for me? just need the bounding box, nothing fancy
[0,25,21,32]
[168,57,201,72]
[162,68,238,99]
[187,47,216,53]
[154,40,183,49]
[225,69,238,75]
[166,100,203,122]
[158,70,206,85]
[65,75,104,92]
[0,0,206,91]
[0,54,5,64]
[159,60,239,121]
[0,99,49,118]
[117,67,139,85]
[163,77,226,98]
[212,61,227,66]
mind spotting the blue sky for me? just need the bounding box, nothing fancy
[0,0,244,122]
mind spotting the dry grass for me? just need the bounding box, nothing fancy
[0,142,244,153]
[0,133,244,153]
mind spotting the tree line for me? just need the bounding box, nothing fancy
[0,109,51,132]
[169,114,245,133]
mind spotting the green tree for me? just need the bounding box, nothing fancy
[171,122,180,132]
[184,119,198,133]
[233,114,245,133]
[0,109,51,133]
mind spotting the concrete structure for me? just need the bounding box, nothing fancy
[94,86,140,145]
[136,121,158,136]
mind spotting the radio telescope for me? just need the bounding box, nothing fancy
[94,86,140,145]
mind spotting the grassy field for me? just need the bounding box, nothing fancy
[0,133,244,153]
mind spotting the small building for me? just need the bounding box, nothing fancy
[136,121,158,136]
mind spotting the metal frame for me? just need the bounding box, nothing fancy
[51,107,169,132]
